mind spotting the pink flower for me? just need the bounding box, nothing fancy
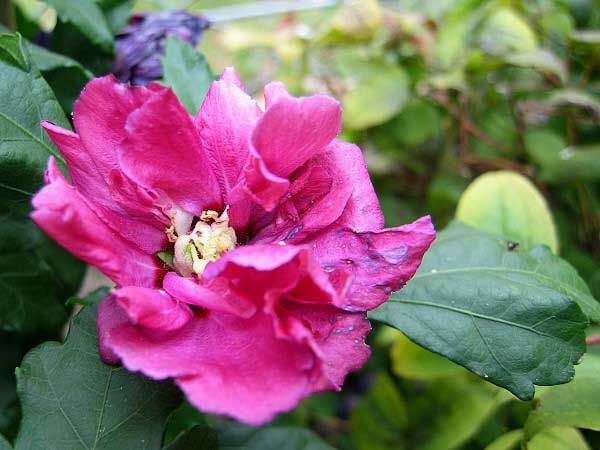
[31,69,435,424]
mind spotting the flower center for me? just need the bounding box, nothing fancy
[172,209,237,277]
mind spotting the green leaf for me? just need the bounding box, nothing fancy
[503,50,567,83]
[478,8,538,55]
[524,354,600,441]
[14,289,181,450]
[350,372,406,450]
[43,0,113,51]
[162,36,214,115]
[483,429,523,450]
[418,376,511,450]
[0,333,26,440]
[217,423,337,450]
[316,0,383,44]
[570,29,600,46]
[162,426,218,450]
[337,55,409,130]
[525,129,600,182]
[528,427,591,450]
[391,332,464,381]
[0,33,85,335]
[369,221,590,400]
[455,170,559,252]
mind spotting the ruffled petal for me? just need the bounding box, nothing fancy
[202,244,338,308]
[113,286,193,331]
[197,67,262,196]
[30,158,162,288]
[250,140,362,244]
[119,87,222,214]
[252,84,342,177]
[99,304,318,424]
[42,120,167,255]
[73,75,155,178]
[162,272,256,318]
[280,301,371,389]
[305,216,436,311]
[243,85,342,209]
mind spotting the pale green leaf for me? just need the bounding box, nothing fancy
[455,170,559,252]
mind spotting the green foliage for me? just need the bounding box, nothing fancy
[370,221,589,400]
[455,171,559,252]
[14,288,182,450]
[43,0,113,51]
[162,36,214,115]
[524,355,600,441]
[0,33,84,335]
[350,372,407,450]
[3,0,600,448]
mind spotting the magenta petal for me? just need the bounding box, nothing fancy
[97,295,128,364]
[30,158,162,288]
[120,88,221,214]
[282,302,371,388]
[251,140,360,244]
[113,286,193,331]
[73,75,154,177]
[197,68,262,197]
[242,149,290,211]
[202,244,338,307]
[252,88,342,178]
[102,309,317,424]
[332,140,385,232]
[163,272,256,318]
[41,122,167,254]
[307,216,436,311]
[218,66,246,91]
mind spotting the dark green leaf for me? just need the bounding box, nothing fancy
[43,0,114,51]
[0,33,85,335]
[369,221,590,400]
[161,36,214,115]
[162,426,218,450]
[217,423,337,450]
[14,289,181,450]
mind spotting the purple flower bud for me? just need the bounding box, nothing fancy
[113,10,209,85]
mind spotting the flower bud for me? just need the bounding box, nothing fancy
[113,10,209,85]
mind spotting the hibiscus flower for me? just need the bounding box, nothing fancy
[31,68,435,424]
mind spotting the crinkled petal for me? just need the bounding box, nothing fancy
[252,84,342,178]
[202,244,338,308]
[281,301,371,389]
[100,305,318,424]
[243,85,341,209]
[42,122,167,255]
[305,216,436,311]
[241,149,290,211]
[113,286,193,331]
[163,272,256,318]
[250,140,361,244]
[30,158,162,288]
[73,75,155,177]
[197,67,261,195]
[120,87,221,214]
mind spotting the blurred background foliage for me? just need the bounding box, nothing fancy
[2,0,600,449]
